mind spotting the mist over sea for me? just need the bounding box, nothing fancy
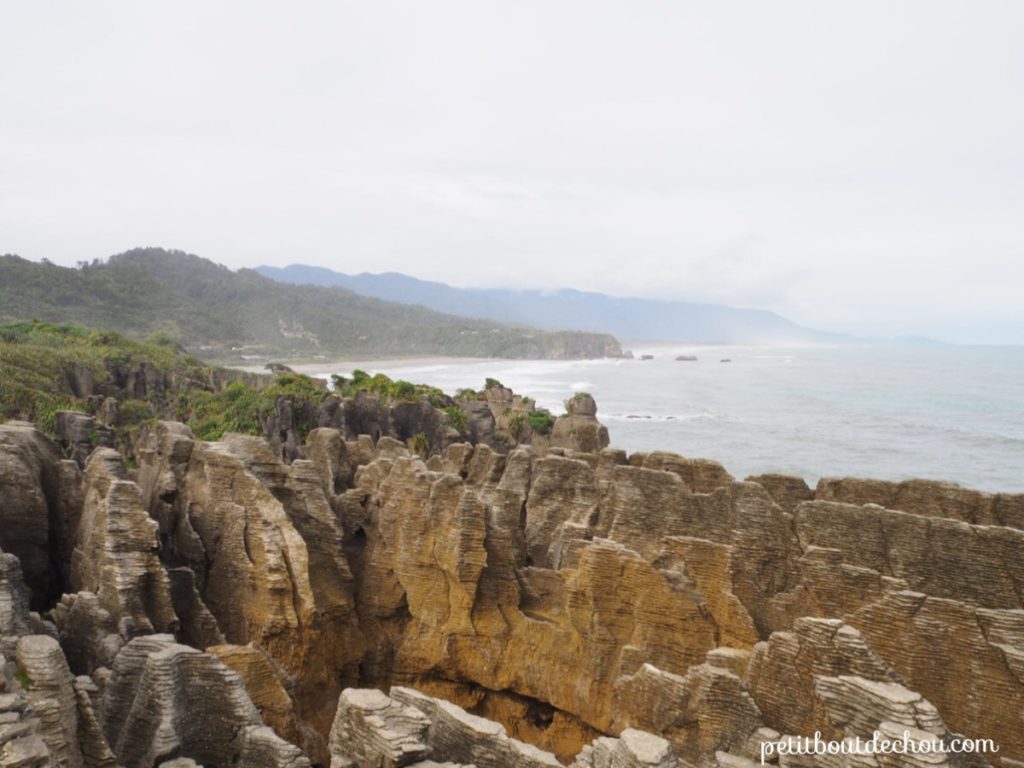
[322,343,1024,493]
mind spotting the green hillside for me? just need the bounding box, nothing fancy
[0,249,623,362]
[0,320,226,437]
[0,320,411,453]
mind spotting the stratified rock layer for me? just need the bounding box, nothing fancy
[327,437,1022,765]
[0,414,1021,768]
[0,423,81,608]
[71,448,177,641]
[100,634,309,768]
[328,686,681,768]
[135,423,364,737]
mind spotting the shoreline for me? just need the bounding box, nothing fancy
[232,355,498,376]
[224,342,812,375]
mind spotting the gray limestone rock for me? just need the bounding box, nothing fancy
[328,688,430,768]
[99,635,308,768]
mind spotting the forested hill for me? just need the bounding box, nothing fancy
[258,263,847,344]
[0,249,622,362]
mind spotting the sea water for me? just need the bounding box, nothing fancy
[321,343,1024,493]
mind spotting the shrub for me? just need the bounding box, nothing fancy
[392,380,417,400]
[527,408,555,435]
[185,381,268,440]
[444,406,466,433]
[147,329,180,348]
[117,399,153,428]
[332,370,443,402]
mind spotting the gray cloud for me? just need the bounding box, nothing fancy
[1,1,1022,343]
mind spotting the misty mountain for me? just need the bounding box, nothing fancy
[0,250,621,362]
[257,264,847,344]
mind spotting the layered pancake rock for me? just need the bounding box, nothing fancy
[0,410,1021,767]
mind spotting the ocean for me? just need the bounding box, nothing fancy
[318,343,1024,493]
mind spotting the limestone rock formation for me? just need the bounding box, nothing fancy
[1,403,1022,767]
[0,548,32,641]
[815,476,1024,530]
[209,643,324,763]
[327,688,430,768]
[0,661,53,768]
[0,423,81,608]
[355,452,722,736]
[548,394,609,454]
[742,473,812,514]
[71,448,177,643]
[327,687,683,768]
[572,730,683,768]
[135,423,364,736]
[15,635,83,768]
[53,412,114,469]
[612,659,763,763]
[99,634,309,768]
[632,451,734,494]
[392,686,563,768]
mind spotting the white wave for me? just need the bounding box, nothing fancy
[604,410,722,423]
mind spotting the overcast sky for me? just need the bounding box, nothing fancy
[2,2,1022,343]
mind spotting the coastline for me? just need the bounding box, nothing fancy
[232,355,497,376]
[226,343,776,375]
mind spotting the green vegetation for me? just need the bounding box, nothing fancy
[178,373,333,442]
[0,320,206,436]
[14,669,33,689]
[183,382,268,441]
[0,320,332,447]
[507,413,525,437]
[331,370,446,404]
[0,249,621,362]
[410,432,430,457]
[484,377,504,390]
[117,399,154,431]
[444,406,466,433]
[527,408,555,435]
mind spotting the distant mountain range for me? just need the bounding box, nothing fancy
[257,264,848,344]
[0,250,621,362]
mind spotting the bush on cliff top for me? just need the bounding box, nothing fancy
[176,373,333,441]
[331,370,447,405]
[527,408,555,435]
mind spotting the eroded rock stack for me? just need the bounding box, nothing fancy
[0,405,1021,768]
